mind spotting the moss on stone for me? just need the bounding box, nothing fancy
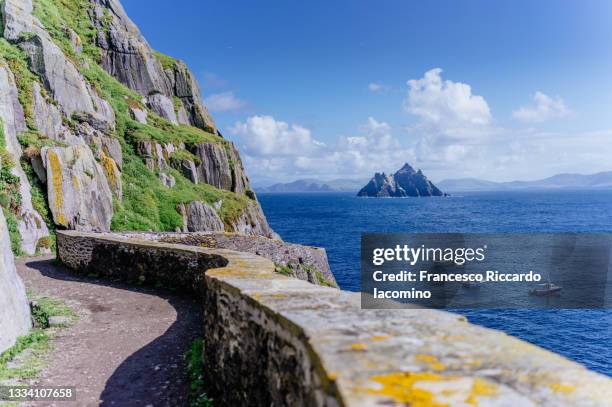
[153,50,179,71]
[32,0,101,61]
[169,149,201,166]
[275,263,294,277]
[0,40,38,130]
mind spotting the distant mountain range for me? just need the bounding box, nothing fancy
[256,178,366,193]
[438,171,612,192]
[256,171,612,194]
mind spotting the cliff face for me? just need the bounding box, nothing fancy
[0,207,31,353]
[358,163,444,197]
[0,0,277,256]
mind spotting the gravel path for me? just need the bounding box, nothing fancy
[16,256,202,407]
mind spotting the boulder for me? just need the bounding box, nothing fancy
[176,103,190,125]
[1,0,34,42]
[41,145,113,231]
[159,172,175,188]
[191,141,250,193]
[32,82,63,140]
[146,93,177,124]
[136,140,180,171]
[129,106,148,124]
[78,122,123,168]
[192,142,232,190]
[0,208,31,353]
[32,81,83,147]
[230,201,279,239]
[185,201,225,232]
[174,159,198,184]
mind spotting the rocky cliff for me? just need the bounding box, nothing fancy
[0,0,277,257]
[358,163,445,197]
[0,206,31,353]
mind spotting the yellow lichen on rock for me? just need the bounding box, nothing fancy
[416,354,446,371]
[48,150,66,226]
[549,383,576,393]
[101,152,118,189]
[466,378,498,405]
[368,371,448,407]
[350,343,368,351]
[370,335,390,341]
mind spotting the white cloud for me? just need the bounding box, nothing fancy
[512,91,570,123]
[230,115,324,157]
[404,68,492,143]
[232,116,414,180]
[368,82,387,93]
[230,69,603,183]
[398,68,498,174]
[204,91,246,112]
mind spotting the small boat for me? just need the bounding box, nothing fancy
[529,282,562,296]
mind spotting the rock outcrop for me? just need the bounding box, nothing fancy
[41,146,113,231]
[358,163,445,197]
[180,201,225,232]
[230,201,279,239]
[3,0,115,131]
[192,141,250,193]
[0,65,50,255]
[0,0,276,253]
[90,0,215,132]
[0,208,31,353]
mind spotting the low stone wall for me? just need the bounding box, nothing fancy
[57,231,612,406]
[110,231,337,287]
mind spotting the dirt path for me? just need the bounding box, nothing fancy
[16,256,202,407]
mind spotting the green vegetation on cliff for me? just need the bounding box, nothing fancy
[0,120,23,255]
[0,0,252,236]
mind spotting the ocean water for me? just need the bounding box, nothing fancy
[258,190,612,376]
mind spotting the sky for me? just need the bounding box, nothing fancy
[122,0,612,185]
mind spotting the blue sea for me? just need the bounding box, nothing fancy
[258,190,612,376]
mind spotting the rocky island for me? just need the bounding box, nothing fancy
[357,163,445,197]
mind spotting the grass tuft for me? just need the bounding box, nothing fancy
[185,339,213,407]
[0,295,77,382]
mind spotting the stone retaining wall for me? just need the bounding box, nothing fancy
[109,231,337,287]
[57,231,612,407]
